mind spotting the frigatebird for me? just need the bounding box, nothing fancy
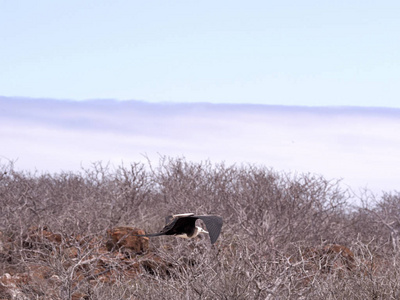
[138,213,223,244]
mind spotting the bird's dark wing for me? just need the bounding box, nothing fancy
[194,216,223,244]
[165,213,194,224]
[136,218,180,237]
[156,217,193,235]
[158,217,180,235]
[135,219,179,237]
[139,216,197,237]
[165,215,174,225]
[165,217,197,236]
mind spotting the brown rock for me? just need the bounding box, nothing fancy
[302,244,355,274]
[23,226,63,249]
[322,244,355,271]
[106,227,149,254]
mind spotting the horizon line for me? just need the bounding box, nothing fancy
[1,95,400,111]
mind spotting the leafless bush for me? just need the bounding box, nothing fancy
[0,157,399,299]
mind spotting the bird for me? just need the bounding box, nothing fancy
[138,213,223,244]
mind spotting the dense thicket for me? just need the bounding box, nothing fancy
[0,157,399,299]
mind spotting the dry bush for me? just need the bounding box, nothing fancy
[0,157,399,299]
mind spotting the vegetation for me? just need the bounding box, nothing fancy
[0,157,399,299]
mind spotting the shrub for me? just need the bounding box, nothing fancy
[0,157,399,299]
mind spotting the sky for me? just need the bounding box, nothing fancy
[1,2,400,197]
[1,0,400,107]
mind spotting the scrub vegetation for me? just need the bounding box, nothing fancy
[1,157,399,299]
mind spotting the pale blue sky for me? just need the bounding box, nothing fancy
[1,1,400,107]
